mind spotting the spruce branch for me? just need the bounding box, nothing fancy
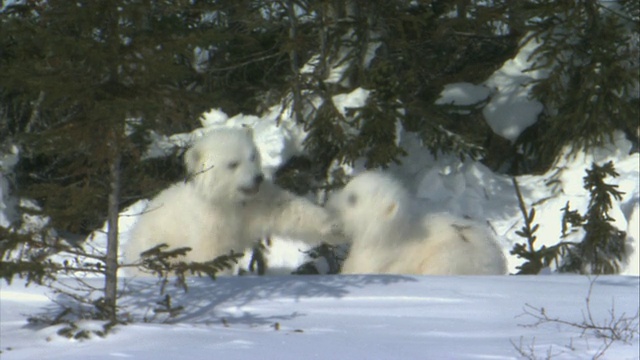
[560,161,627,274]
[510,177,572,274]
[136,244,243,293]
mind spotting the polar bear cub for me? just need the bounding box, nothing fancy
[328,171,507,275]
[124,128,344,274]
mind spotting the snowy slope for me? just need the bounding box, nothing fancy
[1,275,639,360]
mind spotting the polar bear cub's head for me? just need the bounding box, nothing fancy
[185,128,264,203]
[328,171,410,240]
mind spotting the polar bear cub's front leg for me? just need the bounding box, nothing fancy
[243,182,346,246]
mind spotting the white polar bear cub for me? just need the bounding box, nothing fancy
[328,171,507,275]
[124,128,344,274]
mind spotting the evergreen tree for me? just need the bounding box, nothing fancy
[284,0,522,181]
[517,1,639,172]
[511,161,627,275]
[560,161,627,274]
[0,0,250,322]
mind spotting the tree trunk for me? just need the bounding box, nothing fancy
[286,0,303,123]
[104,145,121,323]
[104,0,122,323]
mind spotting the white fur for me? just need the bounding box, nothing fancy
[328,171,507,275]
[124,128,344,274]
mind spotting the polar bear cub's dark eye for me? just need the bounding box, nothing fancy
[347,193,358,206]
[227,161,240,170]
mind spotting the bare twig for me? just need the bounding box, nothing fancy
[515,277,639,359]
[510,336,562,360]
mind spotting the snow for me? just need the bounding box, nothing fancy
[436,37,548,142]
[0,145,19,228]
[1,275,639,359]
[435,82,493,107]
[331,87,370,118]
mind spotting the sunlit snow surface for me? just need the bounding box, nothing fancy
[1,275,639,360]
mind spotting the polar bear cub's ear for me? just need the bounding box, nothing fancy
[241,125,254,138]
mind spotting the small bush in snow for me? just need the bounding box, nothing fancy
[511,161,627,274]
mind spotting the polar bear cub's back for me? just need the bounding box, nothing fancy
[329,171,507,275]
[397,213,507,275]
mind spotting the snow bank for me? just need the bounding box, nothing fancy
[399,130,639,275]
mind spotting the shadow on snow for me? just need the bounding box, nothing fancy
[119,274,417,326]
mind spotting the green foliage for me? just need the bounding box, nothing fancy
[152,294,185,320]
[25,304,122,340]
[136,244,244,293]
[2,1,201,232]
[518,1,639,171]
[1,224,128,335]
[560,161,627,274]
[293,243,345,275]
[298,1,520,174]
[511,161,627,275]
[510,177,571,274]
[0,226,60,285]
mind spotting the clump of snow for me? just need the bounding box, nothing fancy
[435,37,547,142]
[0,145,19,228]
[0,145,57,241]
[145,104,310,179]
[16,199,53,235]
[332,87,403,148]
[198,107,229,127]
[435,82,493,107]
[142,130,195,160]
[482,36,547,142]
[200,106,308,178]
[331,87,370,117]
[300,30,381,87]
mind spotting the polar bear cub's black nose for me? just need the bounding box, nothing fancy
[254,174,264,186]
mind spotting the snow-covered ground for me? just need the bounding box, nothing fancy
[1,275,639,360]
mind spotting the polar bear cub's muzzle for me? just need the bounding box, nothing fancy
[239,173,264,196]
